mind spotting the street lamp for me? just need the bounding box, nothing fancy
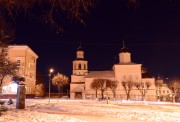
[49,68,54,103]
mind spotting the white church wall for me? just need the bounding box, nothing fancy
[71,75,85,83]
[70,84,85,92]
[72,70,88,75]
[73,60,87,70]
[142,78,156,95]
[114,64,142,90]
[119,53,131,63]
[85,78,93,91]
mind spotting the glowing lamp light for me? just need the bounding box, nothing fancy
[49,68,54,73]
[9,82,18,92]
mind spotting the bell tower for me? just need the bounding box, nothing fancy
[72,45,88,75]
[70,44,88,100]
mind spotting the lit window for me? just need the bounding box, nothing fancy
[129,75,132,79]
[123,75,126,80]
[163,90,165,93]
[30,73,33,78]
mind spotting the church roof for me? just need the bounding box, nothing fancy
[142,71,154,78]
[120,46,130,53]
[116,62,138,65]
[74,58,87,61]
[85,70,115,78]
[77,45,83,51]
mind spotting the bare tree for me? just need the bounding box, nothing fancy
[35,73,45,97]
[91,80,100,100]
[121,80,134,100]
[0,0,96,33]
[35,84,45,97]
[134,81,151,101]
[0,49,19,88]
[12,75,25,83]
[0,0,141,35]
[36,73,45,85]
[0,21,19,90]
[92,78,107,99]
[106,79,118,100]
[168,78,180,103]
[52,72,68,98]
[155,81,163,101]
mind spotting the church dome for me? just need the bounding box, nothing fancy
[120,46,130,53]
[156,77,163,84]
[77,46,83,51]
[142,71,153,78]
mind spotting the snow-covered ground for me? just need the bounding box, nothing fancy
[0,99,180,122]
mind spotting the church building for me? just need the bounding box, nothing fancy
[70,44,156,101]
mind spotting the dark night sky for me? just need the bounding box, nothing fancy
[13,0,180,79]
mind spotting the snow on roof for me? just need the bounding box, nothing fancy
[116,62,139,65]
[85,70,115,78]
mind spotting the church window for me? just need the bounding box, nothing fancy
[129,75,132,80]
[29,72,32,78]
[84,64,86,70]
[123,75,126,80]
[31,57,35,63]
[135,75,138,80]
[78,64,81,69]
[163,90,165,93]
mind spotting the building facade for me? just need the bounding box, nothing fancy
[70,45,156,101]
[1,45,38,96]
[156,77,172,102]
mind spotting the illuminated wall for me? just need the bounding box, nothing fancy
[1,45,38,95]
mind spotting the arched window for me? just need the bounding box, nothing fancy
[84,64,86,70]
[123,75,126,80]
[78,63,81,69]
[129,75,132,80]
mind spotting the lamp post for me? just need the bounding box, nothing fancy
[49,68,54,103]
[143,82,146,101]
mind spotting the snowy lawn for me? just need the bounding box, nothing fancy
[0,99,180,122]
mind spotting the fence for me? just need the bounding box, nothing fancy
[85,93,156,101]
[44,93,70,98]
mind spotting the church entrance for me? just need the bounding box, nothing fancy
[75,92,82,99]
